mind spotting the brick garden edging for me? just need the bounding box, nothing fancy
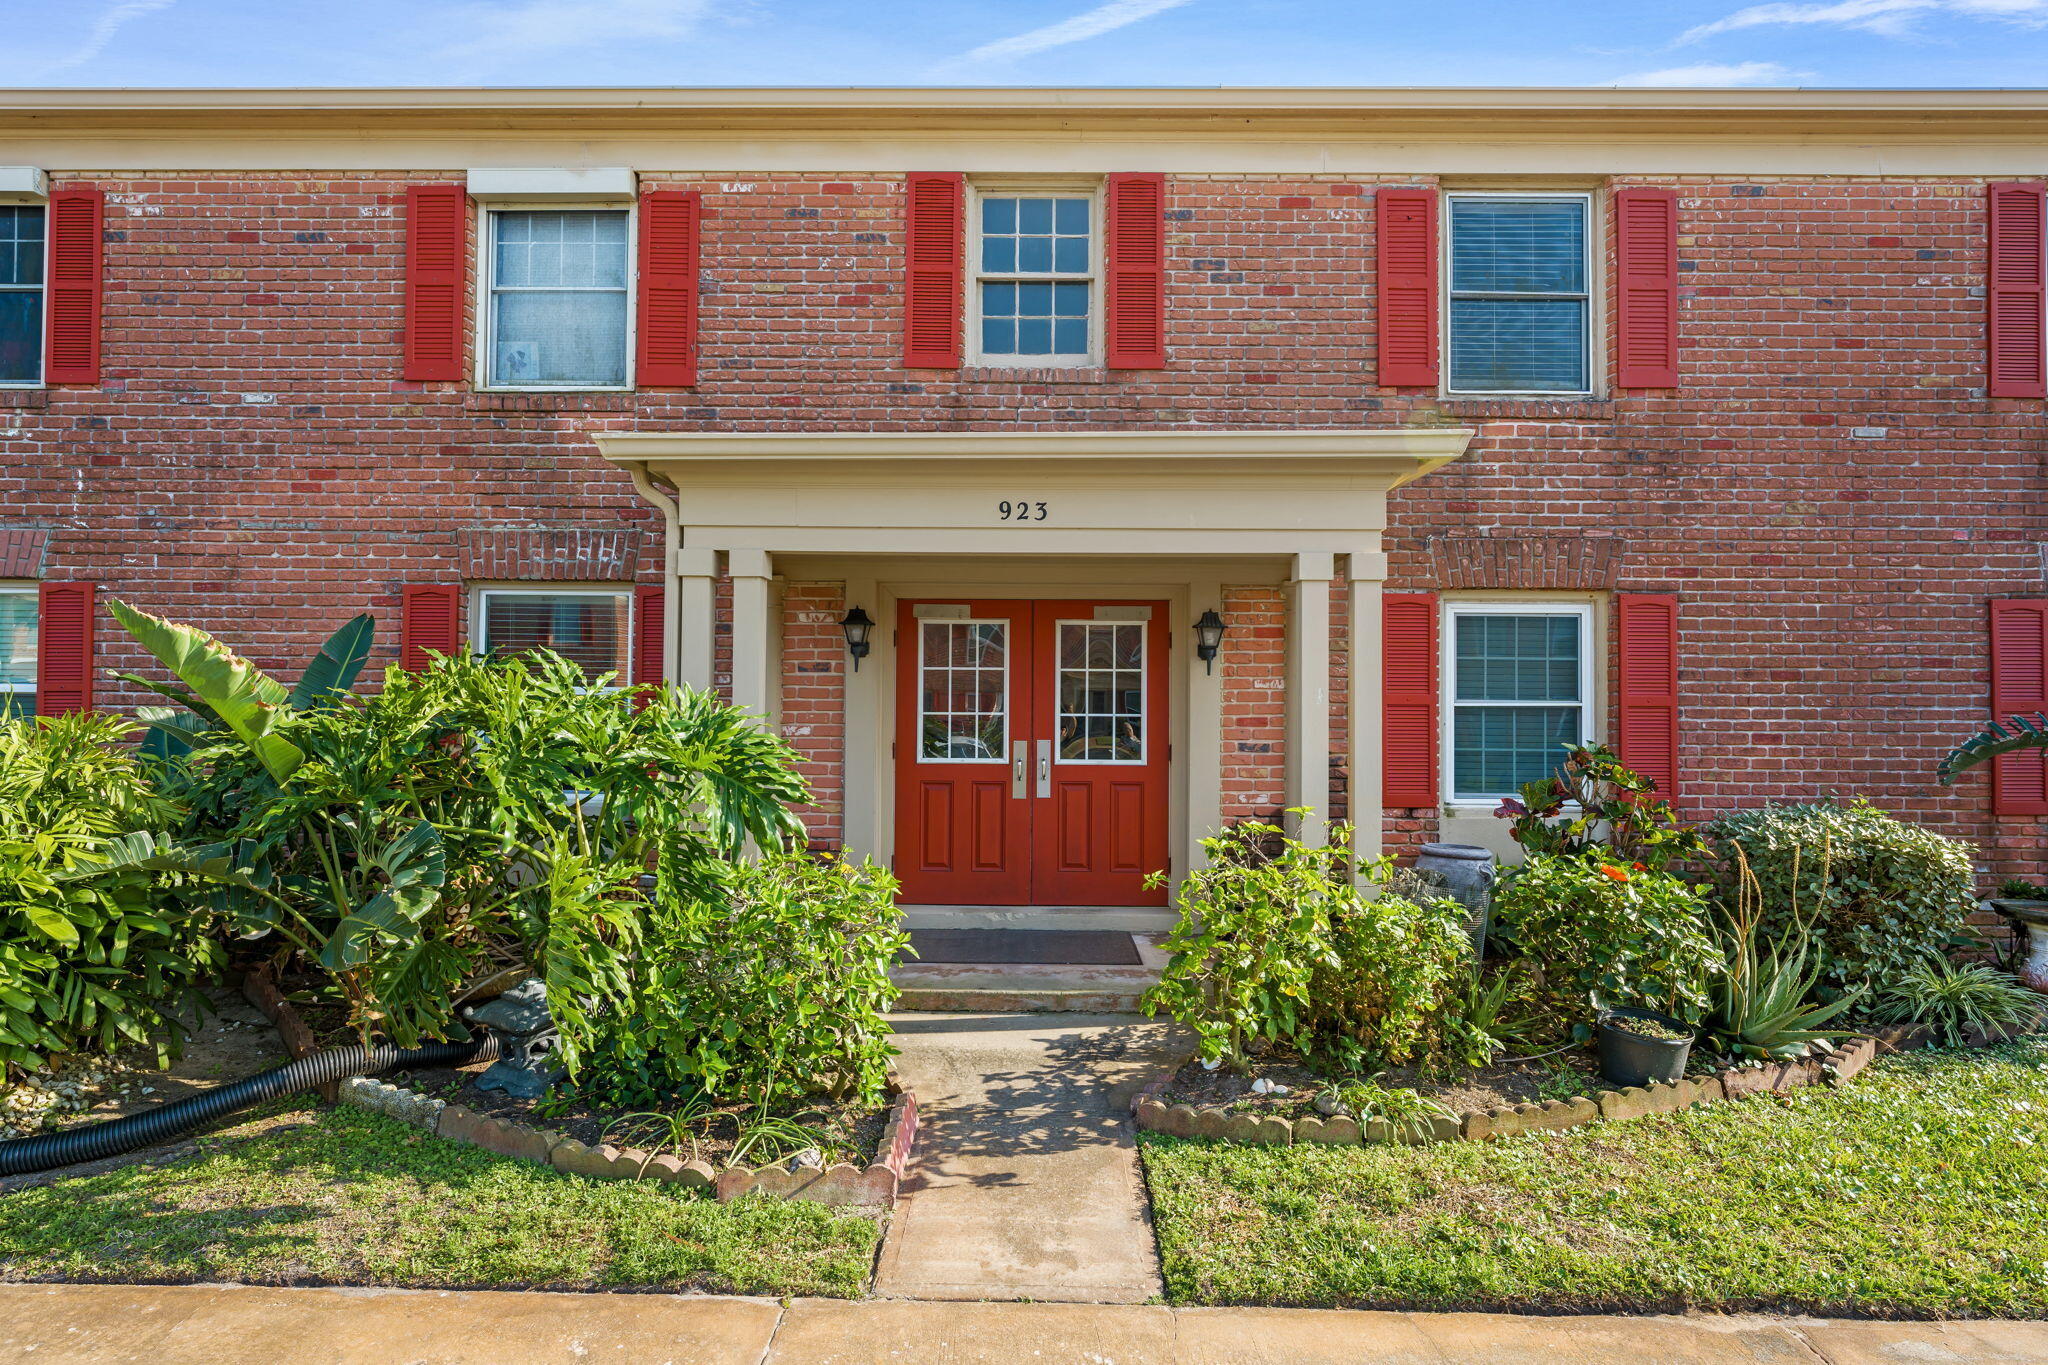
[239,967,919,1207]
[1131,1034,1887,1146]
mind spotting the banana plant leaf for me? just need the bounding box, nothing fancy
[287,614,375,711]
[1936,712,2048,783]
[107,598,303,784]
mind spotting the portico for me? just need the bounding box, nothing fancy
[599,428,1473,897]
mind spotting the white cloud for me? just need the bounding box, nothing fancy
[34,0,176,77]
[1679,0,2048,44]
[1610,60,1809,85]
[959,0,1195,64]
[443,0,715,63]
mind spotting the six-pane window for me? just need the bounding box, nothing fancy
[0,589,35,717]
[477,589,632,684]
[0,206,43,386]
[1447,605,1590,800]
[486,210,630,388]
[1446,194,1591,394]
[974,193,1094,363]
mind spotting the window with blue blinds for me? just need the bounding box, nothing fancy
[0,206,44,386]
[1447,606,1591,800]
[1447,195,1590,393]
[0,589,35,717]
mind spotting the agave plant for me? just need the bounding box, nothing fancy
[1936,711,2048,784]
[1707,846,1862,1062]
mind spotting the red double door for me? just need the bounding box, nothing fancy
[894,599,1169,907]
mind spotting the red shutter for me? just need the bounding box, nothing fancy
[1382,592,1439,808]
[43,188,104,385]
[636,189,700,387]
[402,184,468,382]
[35,582,96,716]
[902,172,964,368]
[633,584,666,694]
[399,584,461,669]
[1614,188,1680,389]
[1375,187,1438,388]
[1987,182,2047,400]
[1105,172,1166,369]
[1990,598,2048,815]
[1615,594,1681,802]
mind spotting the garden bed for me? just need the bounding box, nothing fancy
[1140,1035,2048,1317]
[1157,1052,1611,1120]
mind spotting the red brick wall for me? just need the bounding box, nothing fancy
[5,169,2044,879]
[1221,585,1286,824]
[779,582,847,850]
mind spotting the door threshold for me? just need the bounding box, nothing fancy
[898,905,1178,933]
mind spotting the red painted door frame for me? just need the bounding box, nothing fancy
[893,598,1169,907]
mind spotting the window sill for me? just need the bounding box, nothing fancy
[464,391,639,413]
[959,365,1109,385]
[1437,396,1616,421]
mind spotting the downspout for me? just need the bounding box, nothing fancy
[624,460,683,686]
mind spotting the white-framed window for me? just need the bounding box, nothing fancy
[0,205,44,387]
[916,618,1010,762]
[0,586,35,717]
[480,207,633,390]
[1443,601,1594,802]
[473,587,633,685]
[1053,618,1146,764]
[1445,192,1593,395]
[969,182,1099,367]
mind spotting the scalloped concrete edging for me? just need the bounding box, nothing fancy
[242,967,918,1207]
[1131,1034,1886,1147]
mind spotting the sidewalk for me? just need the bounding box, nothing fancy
[3,1284,2043,1364]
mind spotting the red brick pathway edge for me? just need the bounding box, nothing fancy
[238,967,919,1208]
[1126,1024,2029,1147]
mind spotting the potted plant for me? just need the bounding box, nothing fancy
[1596,1005,1695,1086]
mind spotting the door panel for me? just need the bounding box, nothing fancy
[894,598,1168,907]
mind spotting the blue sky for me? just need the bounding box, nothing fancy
[9,0,2048,88]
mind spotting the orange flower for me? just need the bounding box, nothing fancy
[1600,864,1631,883]
[1631,862,1647,872]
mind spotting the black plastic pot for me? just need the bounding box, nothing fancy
[1597,1007,1694,1087]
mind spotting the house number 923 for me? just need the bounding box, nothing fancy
[997,500,1049,522]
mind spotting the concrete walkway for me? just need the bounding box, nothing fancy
[874,1011,1188,1303]
[5,1284,2045,1364]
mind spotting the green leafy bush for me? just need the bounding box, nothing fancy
[1705,800,1978,992]
[0,714,218,1076]
[1142,821,1478,1073]
[1870,957,2041,1048]
[1495,743,1705,872]
[581,853,905,1110]
[1491,853,1719,1032]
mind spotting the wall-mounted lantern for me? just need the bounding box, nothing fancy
[840,607,875,671]
[1194,609,1227,675]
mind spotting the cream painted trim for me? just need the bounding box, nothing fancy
[466,167,636,201]
[0,167,46,202]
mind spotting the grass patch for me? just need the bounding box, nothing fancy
[1141,1037,2048,1317]
[0,1104,881,1297]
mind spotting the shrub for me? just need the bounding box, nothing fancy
[1142,821,1478,1073]
[1705,800,1978,992]
[1495,743,1705,873]
[1870,957,2042,1048]
[0,714,218,1076]
[580,853,905,1110]
[1491,853,1719,1032]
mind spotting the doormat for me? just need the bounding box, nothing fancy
[906,928,1143,967]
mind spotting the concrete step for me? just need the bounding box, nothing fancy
[891,935,1168,1013]
[900,905,1178,933]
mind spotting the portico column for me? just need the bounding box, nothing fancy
[1347,549,1388,870]
[727,548,774,719]
[1285,552,1335,846]
[673,546,718,692]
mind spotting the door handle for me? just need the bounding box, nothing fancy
[1036,739,1052,798]
[1012,741,1029,799]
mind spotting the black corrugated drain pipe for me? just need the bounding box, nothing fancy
[0,1034,500,1177]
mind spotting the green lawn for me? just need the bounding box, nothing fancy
[1142,1036,2048,1318]
[0,1105,882,1297]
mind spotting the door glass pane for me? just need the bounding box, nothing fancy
[920,621,1006,761]
[1057,621,1143,763]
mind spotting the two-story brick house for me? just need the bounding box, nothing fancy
[2,87,2045,914]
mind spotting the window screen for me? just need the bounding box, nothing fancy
[478,591,631,683]
[1447,197,1590,393]
[0,591,35,717]
[0,207,44,385]
[1449,610,1586,799]
[487,210,630,388]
